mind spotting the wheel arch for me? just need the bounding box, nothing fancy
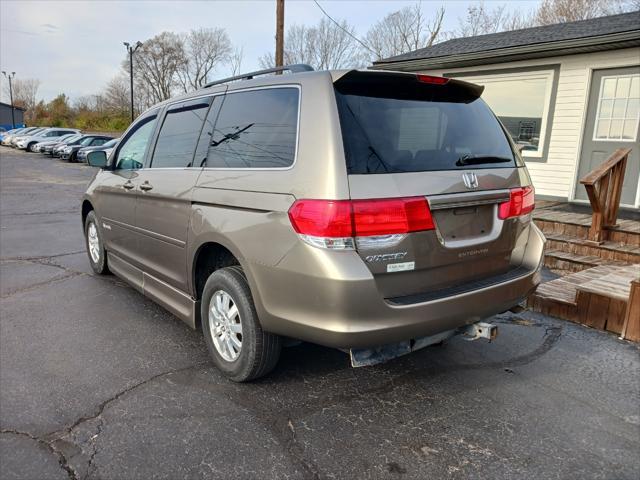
[81,199,94,227]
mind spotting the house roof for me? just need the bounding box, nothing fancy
[0,101,26,111]
[373,11,640,71]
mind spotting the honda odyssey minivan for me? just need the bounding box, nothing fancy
[83,65,545,381]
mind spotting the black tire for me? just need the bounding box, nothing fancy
[201,266,281,382]
[27,142,37,152]
[84,211,109,275]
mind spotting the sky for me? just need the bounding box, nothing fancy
[0,0,540,104]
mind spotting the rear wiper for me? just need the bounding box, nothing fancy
[455,155,513,166]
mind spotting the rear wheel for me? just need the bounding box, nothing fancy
[201,266,281,382]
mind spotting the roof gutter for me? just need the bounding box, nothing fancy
[371,30,640,71]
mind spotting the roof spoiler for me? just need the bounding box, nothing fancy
[334,70,484,104]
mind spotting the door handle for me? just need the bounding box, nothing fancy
[140,182,153,192]
[123,181,135,190]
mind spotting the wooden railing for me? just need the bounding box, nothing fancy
[579,147,632,244]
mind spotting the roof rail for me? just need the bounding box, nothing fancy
[203,64,314,89]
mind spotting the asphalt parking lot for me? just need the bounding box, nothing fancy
[1,148,639,480]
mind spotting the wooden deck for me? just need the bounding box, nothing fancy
[529,264,640,340]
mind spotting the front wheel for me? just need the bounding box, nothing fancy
[201,266,281,382]
[84,211,109,275]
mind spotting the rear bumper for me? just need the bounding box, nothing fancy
[250,224,545,349]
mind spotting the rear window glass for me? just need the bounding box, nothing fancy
[336,91,517,174]
[205,87,299,169]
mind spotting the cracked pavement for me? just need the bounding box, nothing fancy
[1,149,639,480]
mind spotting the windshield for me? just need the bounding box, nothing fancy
[335,89,517,174]
[55,134,74,142]
[102,139,118,148]
[80,136,95,146]
[62,134,82,143]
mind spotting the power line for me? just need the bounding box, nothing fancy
[312,0,376,55]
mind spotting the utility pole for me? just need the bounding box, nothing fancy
[2,71,16,128]
[275,0,284,67]
[123,41,142,122]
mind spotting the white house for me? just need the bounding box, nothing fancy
[372,11,640,209]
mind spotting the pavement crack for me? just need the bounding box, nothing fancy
[3,363,208,480]
[279,417,323,480]
[50,362,209,439]
[1,429,79,480]
[1,271,84,299]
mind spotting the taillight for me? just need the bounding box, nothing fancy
[498,186,535,219]
[352,197,434,236]
[416,74,449,85]
[288,197,435,250]
[288,200,352,237]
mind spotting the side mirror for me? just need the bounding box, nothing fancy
[87,150,108,168]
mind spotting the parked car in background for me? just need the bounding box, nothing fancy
[32,134,77,153]
[60,135,114,162]
[2,127,40,146]
[15,128,80,152]
[77,138,119,163]
[83,66,544,381]
[10,127,48,147]
[49,134,83,156]
[0,127,26,143]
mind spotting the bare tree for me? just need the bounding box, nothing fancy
[229,46,244,76]
[535,0,634,24]
[365,4,445,61]
[453,2,534,37]
[102,74,131,113]
[177,28,232,92]
[452,0,638,39]
[130,32,186,104]
[259,18,364,70]
[4,78,40,123]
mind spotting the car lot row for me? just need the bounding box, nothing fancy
[0,126,118,162]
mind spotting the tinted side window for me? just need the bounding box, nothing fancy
[114,115,158,170]
[206,88,299,168]
[152,99,211,168]
[91,138,108,146]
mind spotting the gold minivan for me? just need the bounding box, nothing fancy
[83,65,545,381]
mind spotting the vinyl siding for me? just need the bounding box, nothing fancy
[419,47,640,200]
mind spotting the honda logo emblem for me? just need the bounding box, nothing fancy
[462,172,479,189]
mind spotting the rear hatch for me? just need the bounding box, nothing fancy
[334,70,534,301]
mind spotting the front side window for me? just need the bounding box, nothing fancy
[453,70,554,157]
[151,99,211,168]
[114,115,158,170]
[206,87,299,169]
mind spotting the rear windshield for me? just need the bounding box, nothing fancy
[335,88,517,174]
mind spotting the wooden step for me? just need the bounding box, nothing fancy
[528,264,640,338]
[543,249,625,273]
[544,233,640,264]
[534,210,640,246]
